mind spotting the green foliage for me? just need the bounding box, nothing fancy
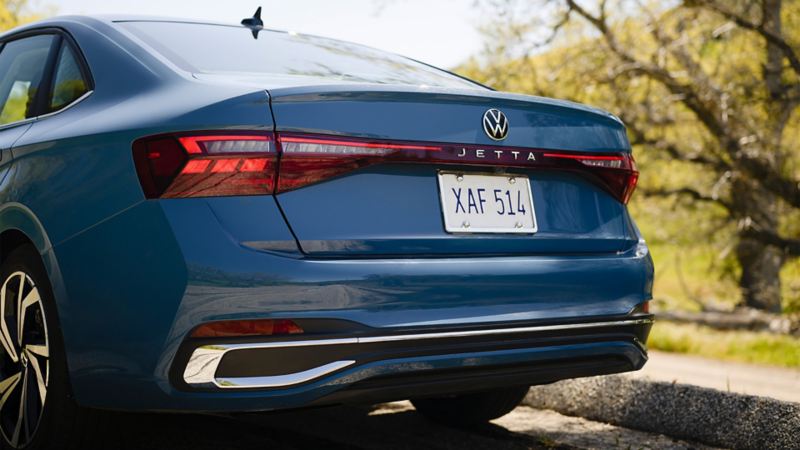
[647,243,740,312]
[0,81,28,124]
[0,0,42,31]
[783,260,800,313]
[648,321,800,368]
[51,79,87,110]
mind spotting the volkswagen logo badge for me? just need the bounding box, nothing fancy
[483,109,509,141]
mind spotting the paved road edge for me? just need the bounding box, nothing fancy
[524,375,800,450]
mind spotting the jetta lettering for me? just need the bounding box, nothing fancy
[457,147,538,161]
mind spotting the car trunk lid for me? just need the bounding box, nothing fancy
[268,85,638,257]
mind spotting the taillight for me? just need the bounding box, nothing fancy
[277,135,441,193]
[543,152,638,204]
[277,133,638,203]
[133,131,638,203]
[132,133,276,198]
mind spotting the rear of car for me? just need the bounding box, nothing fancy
[115,20,653,404]
[0,15,653,450]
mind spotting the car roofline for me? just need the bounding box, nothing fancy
[0,13,618,122]
[0,14,292,40]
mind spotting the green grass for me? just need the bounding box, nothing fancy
[783,259,800,313]
[648,321,800,368]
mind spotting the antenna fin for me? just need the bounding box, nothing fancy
[241,6,264,28]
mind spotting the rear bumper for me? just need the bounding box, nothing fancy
[180,317,652,390]
[52,199,654,412]
[168,315,651,410]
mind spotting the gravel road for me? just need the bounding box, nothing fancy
[80,401,713,450]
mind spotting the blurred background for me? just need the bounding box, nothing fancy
[2,0,798,368]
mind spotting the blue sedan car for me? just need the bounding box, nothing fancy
[0,10,653,449]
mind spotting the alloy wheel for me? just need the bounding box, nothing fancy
[0,271,49,449]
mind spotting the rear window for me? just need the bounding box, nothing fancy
[118,21,482,89]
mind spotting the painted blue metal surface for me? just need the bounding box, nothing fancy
[269,85,629,151]
[0,15,654,412]
[277,165,637,256]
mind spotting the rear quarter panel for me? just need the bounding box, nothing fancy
[0,18,276,401]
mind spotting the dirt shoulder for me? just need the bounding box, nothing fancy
[632,350,800,403]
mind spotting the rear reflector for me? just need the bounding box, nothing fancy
[633,301,650,314]
[133,132,638,203]
[191,319,304,338]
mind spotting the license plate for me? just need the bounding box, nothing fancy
[438,172,537,234]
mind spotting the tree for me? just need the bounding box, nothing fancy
[0,0,40,31]
[462,0,800,312]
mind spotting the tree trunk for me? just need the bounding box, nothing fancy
[736,237,784,312]
[733,180,785,313]
[733,0,788,314]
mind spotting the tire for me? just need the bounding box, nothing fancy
[411,386,529,426]
[0,244,99,450]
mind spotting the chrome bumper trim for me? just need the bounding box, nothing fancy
[216,360,356,389]
[182,318,653,389]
